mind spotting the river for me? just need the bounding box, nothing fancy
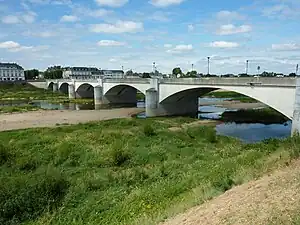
[0,98,292,143]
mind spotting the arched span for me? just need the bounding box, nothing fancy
[76,83,94,98]
[159,86,293,119]
[59,83,69,94]
[47,82,54,90]
[104,84,145,106]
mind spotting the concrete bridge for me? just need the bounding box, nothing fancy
[41,77,300,134]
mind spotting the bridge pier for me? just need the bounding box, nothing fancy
[52,83,58,92]
[94,86,103,106]
[292,78,300,136]
[68,84,75,99]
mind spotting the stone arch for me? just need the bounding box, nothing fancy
[59,83,69,94]
[47,82,54,90]
[104,84,145,106]
[76,83,94,98]
[159,86,294,119]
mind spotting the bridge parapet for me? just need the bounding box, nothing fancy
[160,77,296,87]
[104,78,150,84]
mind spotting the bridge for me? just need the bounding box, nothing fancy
[34,77,300,135]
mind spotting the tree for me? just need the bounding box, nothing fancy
[185,70,197,78]
[43,66,63,79]
[24,69,39,80]
[289,73,297,77]
[142,72,151,78]
[125,70,133,77]
[172,67,182,76]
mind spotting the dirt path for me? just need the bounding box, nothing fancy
[162,160,300,225]
[0,108,143,131]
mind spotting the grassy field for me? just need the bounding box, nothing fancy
[203,91,258,103]
[0,117,299,225]
[0,105,41,114]
[221,108,290,124]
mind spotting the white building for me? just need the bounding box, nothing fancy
[0,63,25,81]
[62,67,124,80]
[63,67,101,80]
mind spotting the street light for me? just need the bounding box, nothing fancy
[246,60,249,75]
[296,64,299,76]
[192,63,194,71]
[207,57,210,75]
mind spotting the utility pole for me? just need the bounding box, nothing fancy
[207,57,210,75]
[192,63,194,71]
[296,64,299,76]
[246,60,249,75]
[122,65,124,78]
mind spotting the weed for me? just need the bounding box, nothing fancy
[144,124,156,136]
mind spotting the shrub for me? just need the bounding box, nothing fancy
[0,168,69,225]
[207,129,217,143]
[143,124,156,137]
[213,175,235,192]
[111,148,131,166]
[0,144,12,166]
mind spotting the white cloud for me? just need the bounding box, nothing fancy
[164,44,172,48]
[97,40,126,46]
[150,0,185,7]
[0,41,20,49]
[216,10,245,20]
[90,9,113,17]
[188,24,194,32]
[167,44,193,54]
[94,0,128,7]
[210,41,239,48]
[109,58,117,62]
[216,24,252,35]
[26,0,72,5]
[149,11,171,22]
[60,15,79,22]
[23,31,57,38]
[1,12,36,24]
[90,21,143,33]
[272,43,300,51]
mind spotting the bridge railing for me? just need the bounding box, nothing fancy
[160,77,296,87]
[104,78,150,84]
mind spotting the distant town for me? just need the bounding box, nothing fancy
[0,62,299,82]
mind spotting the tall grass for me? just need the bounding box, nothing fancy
[0,117,298,224]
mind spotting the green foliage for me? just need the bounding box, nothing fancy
[0,168,69,225]
[24,69,39,80]
[0,118,299,224]
[143,123,156,136]
[172,67,182,76]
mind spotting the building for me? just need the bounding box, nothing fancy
[101,70,124,79]
[0,63,25,81]
[63,67,101,80]
[62,67,125,80]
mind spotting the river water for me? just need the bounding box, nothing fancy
[0,98,292,143]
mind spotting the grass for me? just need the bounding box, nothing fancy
[0,105,41,114]
[0,117,299,225]
[204,91,258,103]
[221,108,290,124]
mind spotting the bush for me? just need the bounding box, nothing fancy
[111,148,131,167]
[207,130,217,143]
[0,168,69,225]
[143,124,156,136]
[0,144,12,166]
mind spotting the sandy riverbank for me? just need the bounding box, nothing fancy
[0,108,143,132]
[201,100,266,110]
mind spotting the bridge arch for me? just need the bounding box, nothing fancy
[59,83,69,94]
[76,83,94,98]
[104,84,145,106]
[159,85,294,119]
[47,82,54,90]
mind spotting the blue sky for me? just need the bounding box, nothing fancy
[0,0,300,74]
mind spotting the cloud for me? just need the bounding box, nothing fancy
[26,0,72,5]
[60,15,79,22]
[167,44,193,54]
[210,41,239,48]
[150,0,185,7]
[272,43,300,51]
[89,9,113,17]
[188,24,194,32]
[216,10,245,20]
[164,44,172,48]
[1,12,36,24]
[149,11,171,22]
[94,0,128,7]
[262,4,300,19]
[23,31,57,38]
[97,40,126,46]
[90,21,143,33]
[216,24,252,35]
[0,41,33,52]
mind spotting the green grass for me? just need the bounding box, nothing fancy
[0,117,299,225]
[221,108,290,124]
[0,105,41,114]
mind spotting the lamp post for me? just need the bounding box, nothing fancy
[207,57,210,75]
[192,63,194,71]
[296,64,299,76]
[246,60,249,75]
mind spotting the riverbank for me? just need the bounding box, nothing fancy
[0,108,144,131]
[0,117,299,225]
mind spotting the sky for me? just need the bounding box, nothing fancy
[0,0,300,74]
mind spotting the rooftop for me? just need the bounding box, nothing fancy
[0,63,24,70]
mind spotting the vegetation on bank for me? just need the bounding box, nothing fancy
[203,91,258,103]
[0,117,299,225]
[221,108,289,125]
[0,105,41,114]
